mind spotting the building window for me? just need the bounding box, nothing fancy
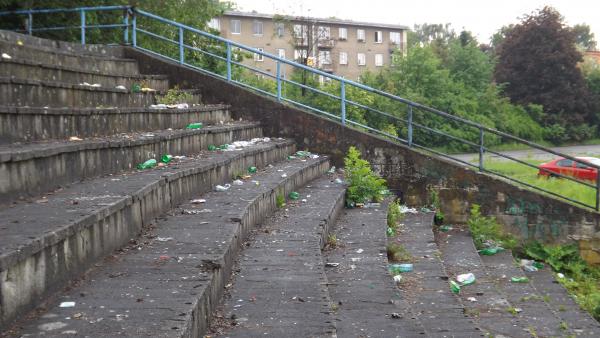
[207,18,220,31]
[390,31,401,45]
[357,29,366,42]
[293,24,308,40]
[294,49,307,61]
[357,53,366,66]
[230,19,241,34]
[275,22,285,38]
[374,31,383,43]
[254,47,264,61]
[338,27,347,40]
[318,26,330,39]
[277,48,286,59]
[319,50,331,65]
[339,51,348,65]
[253,20,263,36]
[375,53,383,66]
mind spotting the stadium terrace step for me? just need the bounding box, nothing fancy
[0,121,262,205]
[213,175,344,337]
[0,37,138,76]
[323,201,427,337]
[0,104,231,143]
[0,77,201,108]
[437,227,574,337]
[480,246,588,337]
[0,58,169,92]
[0,138,297,330]
[394,212,483,337]
[6,154,329,337]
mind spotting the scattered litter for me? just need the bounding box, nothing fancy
[399,205,418,214]
[389,264,402,275]
[456,273,476,286]
[467,297,478,302]
[301,199,307,202]
[356,248,364,254]
[450,280,461,294]
[281,173,288,178]
[393,275,403,283]
[208,145,217,151]
[439,225,453,232]
[169,103,188,109]
[140,87,156,92]
[182,209,212,214]
[1,52,12,59]
[327,166,336,174]
[59,302,76,308]
[233,179,244,185]
[68,136,82,141]
[478,247,504,256]
[79,82,101,87]
[390,312,402,318]
[420,207,432,212]
[141,133,155,137]
[156,237,173,242]
[241,175,252,180]
[190,199,206,204]
[514,307,523,313]
[398,263,413,272]
[334,178,344,184]
[364,202,381,208]
[150,104,168,109]
[72,312,83,319]
[173,155,186,160]
[557,273,565,279]
[520,259,539,272]
[115,85,126,90]
[17,40,23,46]
[288,191,299,200]
[131,83,141,93]
[510,276,529,283]
[186,122,203,129]
[137,159,157,170]
[325,262,340,267]
[386,227,396,236]
[161,154,172,163]
[248,166,257,173]
[350,257,361,262]
[215,184,231,192]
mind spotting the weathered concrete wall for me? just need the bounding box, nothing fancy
[125,47,600,264]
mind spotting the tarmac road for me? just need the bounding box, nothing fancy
[453,143,600,163]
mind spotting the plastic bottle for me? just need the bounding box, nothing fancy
[208,145,217,151]
[288,191,300,200]
[511,276,529,283]
[137,159,157,169]
[131,83,141,93]
[186,122,203,129]
[161,154,173,163]
[478,247,504,256]
[248,166,257,173]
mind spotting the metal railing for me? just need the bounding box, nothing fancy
[1,6,599,211]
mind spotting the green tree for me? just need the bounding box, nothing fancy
[572,23,597,51]
[494,7,596,133]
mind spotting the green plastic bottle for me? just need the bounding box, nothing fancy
[478,247,504,256]
[137,159,157,169]
[161,154,173,163]
[186,122,203,129]
[208,145,217,151]
[131,83,141,93]
[450,280,461,294]
[511,276,529,283]
[248,166,257,173]
[288,191,300,200]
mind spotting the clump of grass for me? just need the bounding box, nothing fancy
[506,306,518,316]
[327,234,338,248]
[276,194,286,208]
[467,204,516,250]
[386,243,412,262]
[387,199,403,229]
[157,85,193,105]
[559,321,569,331]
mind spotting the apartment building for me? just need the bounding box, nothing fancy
[208,11,408,81]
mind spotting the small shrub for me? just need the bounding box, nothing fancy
[157,86,194,105]
[387,199,403,229]
[386,243,412,262]
[327,234,338,248]
[467,204,516,250]
[344,146,387,207]
[276,194,286,208]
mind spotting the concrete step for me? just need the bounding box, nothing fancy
[523,265,600,336]
[480,246,595,337]
[0,104,231,143]
[0,58,169,91]
[437,227,577,337]
[393,212,483,337]
[6,154,330,337]
[0,77,202,108]
[0,34,138,76]
[0,138,298,330]
[0,121,263,205]
[323,201,427,337]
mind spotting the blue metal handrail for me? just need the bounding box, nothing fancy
[1,5,599,211]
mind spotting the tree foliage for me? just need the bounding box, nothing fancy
[494,7,597,132]
[572,23,597,51]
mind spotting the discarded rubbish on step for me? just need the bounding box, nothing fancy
[364,202,381,208]
[387,227,396,237]
[287,155,296,160]
[232,179,244,185]
[389,264,402,275]
[252,180,260,186]
[325,262,340,267]
[137,159,157,170]
[281,173,288,178]
[150,104,168,109]
[557,273,565,279]
[439,225,453,232]
[131,83,141,93]
[420,207,432,212]
[185,122,203,129]
[241,175,252,180]
[288,191,300,200]
[17,40,23,46]
[398,263,413,272]
[219,144,229,150]
[141,87,156,92]
[450,280,461,294]
[1,53,11,59]
[334,178,344,184]
[467,297,477,302]
[161,154,173,163]
[520,259,539,272]
[327,166,336,174]
[80,82,101,87]
[248,166,257,173]
[356,248,364,254]
[168,103,188,109]
[456,273,476,286]
[69,136,83,141]
[156,237,173,242]
[208,145,217,151]
[141,133,155,137]
[295,150,311,157]
[115,85,127,90]
[59,302,76,308]
[393,275,402,283]
[399,205,418,214]
[182,209,212,214]
[478,247,504,256]
[510,276,529,283]
[215,184,231,192]
[190,199,206,204]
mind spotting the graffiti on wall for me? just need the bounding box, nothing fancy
[504,195,566,240]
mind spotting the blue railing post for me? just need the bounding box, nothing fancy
[407,105,413,147]
[80,9,86,45]
[27,11,32,35]
[479,127,485,171]
[123,11,129,44]
[132,12,136,47]
[276,61,281,101]
[340,80,346,125]
[226,42,232,81]
[178,27,184,64]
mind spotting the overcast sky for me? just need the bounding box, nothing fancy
[231,0,600,45]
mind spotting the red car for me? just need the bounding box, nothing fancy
[538,157,600,181]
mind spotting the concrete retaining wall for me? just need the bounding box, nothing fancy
[0,142,296,330]
[124,47,600,264]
